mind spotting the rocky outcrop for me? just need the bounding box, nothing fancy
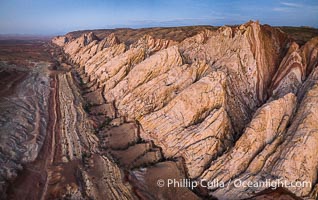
[0,46,139,200]
[270,37,318,99]
[139,72,234,178]
[49,21,318,199]
[200,93,297,199]
[0,62,51,196]
[179,22,290,133]
[2,21,318,200]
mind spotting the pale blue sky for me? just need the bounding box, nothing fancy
[0,0,317,35]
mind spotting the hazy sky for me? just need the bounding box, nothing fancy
[0,0,317,35]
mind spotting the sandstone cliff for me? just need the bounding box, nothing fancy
[2,21,317,200]
[49,21,318,199]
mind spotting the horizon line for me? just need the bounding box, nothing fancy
[0,23,317,37]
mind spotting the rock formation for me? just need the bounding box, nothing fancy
[50,21,318,199]
[1,21,318,200]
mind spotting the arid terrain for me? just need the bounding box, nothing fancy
[1,21,318,200]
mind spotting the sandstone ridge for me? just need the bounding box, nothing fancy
[1,21,314,200]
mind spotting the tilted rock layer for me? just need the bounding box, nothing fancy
[36,21,318,199]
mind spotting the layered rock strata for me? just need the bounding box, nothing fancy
[52,21,318,199]
[1,21,317,200]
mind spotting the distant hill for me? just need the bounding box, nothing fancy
[0,34,52,42]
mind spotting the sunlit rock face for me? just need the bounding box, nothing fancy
[1,21,317,200]
[50,21,318,199]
